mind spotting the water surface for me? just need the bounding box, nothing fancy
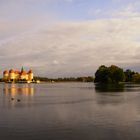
[0,82,140,140]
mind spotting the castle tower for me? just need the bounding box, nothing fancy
[9,69,15,81]
[3,70,9,81]
[20,70,27,80]
[21,66,24,73]
[28,69,33,81]
[15,70,20,79]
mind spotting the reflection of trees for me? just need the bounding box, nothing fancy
[95,83,125,92]
[94,83,126,106]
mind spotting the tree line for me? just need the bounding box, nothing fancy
[34,76,94,82]
[94,65,140,84]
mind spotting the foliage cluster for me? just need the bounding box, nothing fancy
[94,65,125,83]
[94,65,140,83]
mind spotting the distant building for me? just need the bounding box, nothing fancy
[3,67,34,82]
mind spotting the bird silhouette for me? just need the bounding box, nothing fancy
[17,99,21,102]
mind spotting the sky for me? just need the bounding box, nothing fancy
[0,0,140,77]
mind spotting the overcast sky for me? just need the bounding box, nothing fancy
[0,0,140,77]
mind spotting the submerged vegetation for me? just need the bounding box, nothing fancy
[94,65,140,84]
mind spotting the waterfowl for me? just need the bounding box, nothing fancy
[17,99,21,102]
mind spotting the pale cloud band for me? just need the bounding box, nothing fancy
[0,0,140,77]
[0,18,140,77]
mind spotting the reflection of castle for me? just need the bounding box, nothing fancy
[3,67,33,82]
[3,84,34,97]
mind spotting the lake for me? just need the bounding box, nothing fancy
[0,82,140,140]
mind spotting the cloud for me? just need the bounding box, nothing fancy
[113,2,140,18]
[87,1,140,20]
[1,17,140,77]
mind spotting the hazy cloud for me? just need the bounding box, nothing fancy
[0,17,140,77]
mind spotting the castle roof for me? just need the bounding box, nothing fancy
[21,71,27,75]
[28,69,33,74]
[15,70,20,74]
[3,70,8,74]
[9,69,14,73]
[4,69,33,75]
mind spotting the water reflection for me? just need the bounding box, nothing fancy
[2,83,35,108]
[0,83,140,140]
[95,83,125,92]
[3,83,34,97]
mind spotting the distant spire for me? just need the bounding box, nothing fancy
[21,66,24,72]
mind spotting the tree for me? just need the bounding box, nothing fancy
[86,76,94,82]
[124,69,135,82]
[94,65,125,84]
[108,65,125,83]
[94,65,110,83]
[132,73,140,83]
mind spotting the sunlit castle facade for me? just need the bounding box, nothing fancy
[3,67,34,82]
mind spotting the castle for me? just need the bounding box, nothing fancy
[3,67,34,82]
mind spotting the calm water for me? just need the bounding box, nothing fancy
[0,82,140,140]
